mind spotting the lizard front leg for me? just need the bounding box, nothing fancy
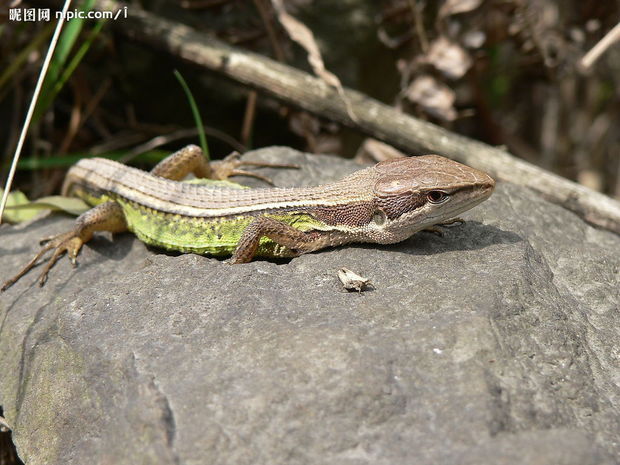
[2,201,127,290]
[151,144,297,184]
[230,216,324,264]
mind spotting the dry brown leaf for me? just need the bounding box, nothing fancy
[406,75,457,121]
[338,268,371,292]
[439,0,483,18]
[270,0,357,122]
[424,37,472,79]
[270,0,338,87]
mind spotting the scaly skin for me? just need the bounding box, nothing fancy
[1,145,495,290]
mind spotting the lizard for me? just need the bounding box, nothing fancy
[1,145,495,290]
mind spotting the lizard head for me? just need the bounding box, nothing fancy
[368,155,495,243]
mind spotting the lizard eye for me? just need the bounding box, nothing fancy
[427,190,448,204]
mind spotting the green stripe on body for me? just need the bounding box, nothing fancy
[117,198,325,257]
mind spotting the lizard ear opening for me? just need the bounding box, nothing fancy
[372,211,386,226]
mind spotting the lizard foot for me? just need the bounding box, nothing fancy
[2,230,84,291]
[210,152,299,185]
[422,218,465,237]
[437,217,464,227]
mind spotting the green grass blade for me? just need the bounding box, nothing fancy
[50,18,106,99]
[33,0,96,122]
[173,69,210,160]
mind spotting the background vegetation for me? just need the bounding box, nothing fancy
[0,0,618,198]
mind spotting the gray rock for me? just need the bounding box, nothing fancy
[0,147,618,465]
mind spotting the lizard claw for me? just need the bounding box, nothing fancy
[210,151,299,184]
[422,218,465,237]
[437,217,465,227]
[423,226,445,237]
[226,169,276,186]
[2,231,84,291]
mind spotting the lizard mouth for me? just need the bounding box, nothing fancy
[425,180,495,224]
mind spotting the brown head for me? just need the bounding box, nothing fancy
[363,155,495,244]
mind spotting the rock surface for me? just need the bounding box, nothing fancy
[1,147,618,465]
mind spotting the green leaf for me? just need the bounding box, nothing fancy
[1,189,89,224]
[7,196,90,216]
[0,190,36,223]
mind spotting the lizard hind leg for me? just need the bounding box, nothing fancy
[1,201,127,291]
